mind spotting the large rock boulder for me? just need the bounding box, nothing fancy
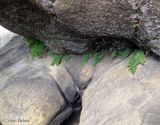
[0,0,160,55]
[0,0,91,54]
[0,67,66,125]
[79,56,160,125]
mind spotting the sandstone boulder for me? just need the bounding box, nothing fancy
[80,57,160,125]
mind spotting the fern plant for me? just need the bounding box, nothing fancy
[81,51,106,66]
[81,52,92,66]
[111,48,131,59]
[111,49,118,58]
[119,48,131,59]
[93,51,105,66]
[26,37,47,58]
[52,53,63,66]
[128,50,146,74]
[111,47,146,74]
[49,51,72,66]
[62,55,72,61]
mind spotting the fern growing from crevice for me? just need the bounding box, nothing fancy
[49,51,72,66]
[111,49,118,58]
[25,37,147,74]
[81,51,106,67]
[93,51,105,66]
[119,48,132,59]
[111,48,131,59]
[128,50,146,74]
[111,48,147,74]
[26,37,47,58]
[81,52,92,66]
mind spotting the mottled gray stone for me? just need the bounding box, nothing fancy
[0,67,66,125]
[50,65,79,103]
[0,0,91,54]
[79,57,160,125]
[133,0,160,55]
[64,56,94,90]
[0,35,29,71]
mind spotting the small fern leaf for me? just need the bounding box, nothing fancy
[119,48,131,59]
[31,42,46,58]
[128,50,146,74]
[52,54,63,66]
[26,37,47,59]
[26,37,35,48]
[93,51,105,67]
[62,55,72,61]
[81,53,92,66]
[111,50,118,58]
[49,50,56,57]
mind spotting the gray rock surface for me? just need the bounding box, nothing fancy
[0,0,160,55]
[64,56,94,90]
[0,29,95,125]
[0,0,91,54]
[137,0,160,55]
[79,56,160,125]
[0,68,66,125]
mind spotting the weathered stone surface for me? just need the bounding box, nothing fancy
[0,0,91,54]
[0,68,66,125]
[79,57,160,125]
[0,29,94,125]
[0,0,160,56]
[50,65,79,103]
[0,26,15,49]
[54,0,134,38]
[137,0,160,55]
[64,56,94,90]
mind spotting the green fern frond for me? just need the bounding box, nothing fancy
[49,50,56,57]
[81,53,92,66]
[119,48,131,59]
[26,37,35,48]
[26,37,47,58]
[50,50,72,66]
[128,50,146,74]
[111,49,118,58]
[31,43,46,58]
[62,55,72,61]
[52,53,63,66]
[93,51,105,67]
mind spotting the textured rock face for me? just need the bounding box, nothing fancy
[54,0,134,38]
[137,0,160,55]
[0,0,90,54]
[79,57,160,125]
[0,0,160,55]
[0,69,65,125]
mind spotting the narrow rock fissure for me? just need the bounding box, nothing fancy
[48,80,72,125]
